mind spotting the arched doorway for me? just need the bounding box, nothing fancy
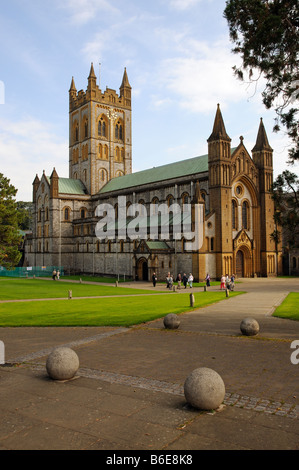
[236,250,244,277]
[137,258,148,281]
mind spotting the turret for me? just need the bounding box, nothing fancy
[50,168,59,199]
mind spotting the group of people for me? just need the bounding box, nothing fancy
[220,273,235,291]
[152,272,194,289]
[52,269,60,281]
[152,271,235,291]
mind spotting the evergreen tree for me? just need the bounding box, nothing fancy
[271,170,299,248]
[0,173,22,268]
[224,0,299,162]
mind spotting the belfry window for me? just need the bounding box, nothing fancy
[115,123,123,141]
[98,120,106,137]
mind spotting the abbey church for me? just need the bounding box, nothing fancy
[24,64,283,280]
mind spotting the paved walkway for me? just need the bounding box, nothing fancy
[0,277,298,451]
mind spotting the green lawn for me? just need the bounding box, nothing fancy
[0,278,163,300]
[0,290,242,327]
[62,275,130,283]
[273,293,299,321]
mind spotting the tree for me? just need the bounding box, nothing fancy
[271,170,299,248]
[17,201,34,231]
[0,174,22,269]
[224,0,299,163]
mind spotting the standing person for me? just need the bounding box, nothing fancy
[220,274,225,290]
[188,273,194,288]
[177,273,182,289]
[205,273,210,287]
[183,273,188,289]
[230,273,235,291]
[52,269,57,281]
[225,274,230,290]
[169,275,173,290]
[56,270,60,280]
[152,272,157,287]
[166,272,171,289]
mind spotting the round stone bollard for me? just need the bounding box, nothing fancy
[240,317,260,336]
[163,313,180,329]
[46,347,79,381]
[184,367,225,410]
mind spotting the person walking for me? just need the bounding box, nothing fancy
[230,273,235,291]
[205,273,210,287]
[52,269,57,281]
[152,272,157,287]
[188,273,194,288]
[57,270,60,280]
[183,273,188,289]
[220,274,225,290]
[225,274,230,290]
[168,275,173,290]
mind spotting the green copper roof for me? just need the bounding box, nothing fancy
[146,241,170,250]
[99,153,209,194]
[58,178,87,195]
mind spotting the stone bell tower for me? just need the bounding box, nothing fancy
[69,64,132,195]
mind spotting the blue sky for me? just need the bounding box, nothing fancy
[0,0,297,201]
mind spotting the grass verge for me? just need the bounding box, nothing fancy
[0,278,163,300]
[0,291,242,327]
[272,293,299,321]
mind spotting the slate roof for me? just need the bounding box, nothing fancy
[99,153,209,194]
[58,178,87,195]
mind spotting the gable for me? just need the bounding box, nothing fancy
[231,144,258,186]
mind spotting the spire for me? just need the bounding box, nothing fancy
[120,67,131,89]
[50,168,59,199]
[120,67,132,107]
[252,118,272,152]
[88,62,96,79]
[69,76,77,93]
[207,104,231,142]
[87,63,97,90]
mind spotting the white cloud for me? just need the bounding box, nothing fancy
[168,0,205,10]
[155,38,246,113]
[61,0,120,25]
[0,117,68,201]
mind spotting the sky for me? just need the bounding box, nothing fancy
[0,0,297,201]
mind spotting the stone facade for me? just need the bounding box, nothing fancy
[24,65,283,281]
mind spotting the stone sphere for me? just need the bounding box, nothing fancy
[46,347,79,381]
[240,318,260,336]
[184,367,225,410]
[163,313,180,329]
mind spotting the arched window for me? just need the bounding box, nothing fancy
[80,208,86,219]
[232,200,238,230]
[73,121,79,142]
[115,122,123,141]
[98,117,107,137]
[100,169,107,182]
[64,208,70,221]
[167,195,174,208]
[151,197,159,215]
[242,201,249,230]
[84,120,88,138]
